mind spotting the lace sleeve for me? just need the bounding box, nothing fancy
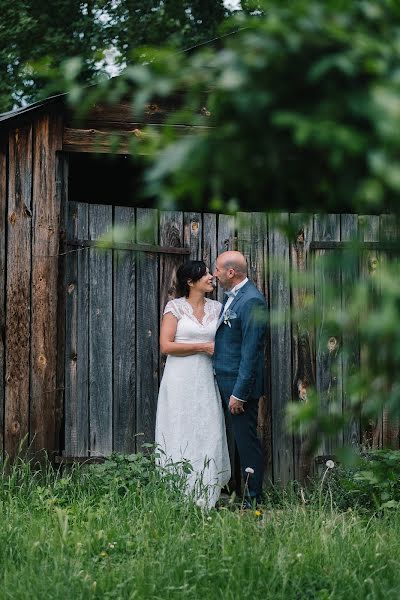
[163,299,181,320]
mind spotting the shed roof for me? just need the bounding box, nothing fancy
[0,93,66,127]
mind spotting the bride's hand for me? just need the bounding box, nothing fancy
[202,342,215,356]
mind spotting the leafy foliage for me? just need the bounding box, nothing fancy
[0,0,230,112]
[100,0,400,214]
[332,450,400,512]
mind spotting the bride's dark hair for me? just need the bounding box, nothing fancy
[176,260,208,298]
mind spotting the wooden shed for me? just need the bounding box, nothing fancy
[0,92,398,485]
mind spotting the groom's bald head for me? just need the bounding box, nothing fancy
[214,251,248,289]
[219,251,247,274]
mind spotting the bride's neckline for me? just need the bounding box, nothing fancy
[183,297,210,325]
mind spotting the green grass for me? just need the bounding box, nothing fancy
[1,455,400,600]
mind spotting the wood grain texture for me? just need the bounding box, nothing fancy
[159,211,184,380]
[113,206,136,453]
[261,214,273,485]
[30,113,63,456]
[290,214,315,482]
[64,202,89,456]
[314,213,342,456]
[380,214,399,449]
[5,125,32,459]
[54,154,68,455]
[237,211,251,267]
[65,97,210,127]
[89,204,113,456]
[216,214,235,303]
[341,214,360,448]
[268,213,293,485]
[0,137,7,457]
[62,125,206,154]
[184,212,202,260]
[136,208,159,448]
[202,213,217,299]
[359,215,382,449]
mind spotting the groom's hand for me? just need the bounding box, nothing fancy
[229,396,245,415]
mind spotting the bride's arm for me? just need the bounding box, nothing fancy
[160,313,214,356]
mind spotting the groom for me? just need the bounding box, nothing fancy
[213,251,267,505]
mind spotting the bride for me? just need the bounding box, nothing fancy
[155,260,231,507]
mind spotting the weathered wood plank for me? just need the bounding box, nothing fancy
[202,213,217,299]
[67,239,189,255]
[136,208,159,448]
[268,213,293,485]
[216,214,235,303]
[248,212,272,485]
[314,213,342,456]
[380,214,400,449]
[89,204,113,456]
[184,212,202,260]
[341,214,360,448]
[290,214,315,483]
[62,125,207,154]
[159,211,185,315]
[54,154,68,455]
[159,211,184,380]
[30,114,63,456]
[113,206,136,453]
[64,202,89,456]
[237,212,251,268]
[261,214,273,485]
[0,136,7,457]
[5,125,32,459]
[65,97,210,127]
[359,215,382,449]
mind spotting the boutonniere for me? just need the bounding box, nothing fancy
[223,309,237,327]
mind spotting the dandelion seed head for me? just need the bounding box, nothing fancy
[326,460,335,469]
[196,498,206,509]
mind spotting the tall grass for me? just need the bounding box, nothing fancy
[1,454,400,600]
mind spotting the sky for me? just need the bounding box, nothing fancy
[224,0,242,8]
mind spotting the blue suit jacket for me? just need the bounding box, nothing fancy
[213,280,267,402]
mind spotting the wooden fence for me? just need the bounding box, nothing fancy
[62,205,400,484]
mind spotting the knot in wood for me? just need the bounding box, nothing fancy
[8,211,17,226]
[296,229,305,244]
[327,337,338,352]
[297,380,308,401]
[67,282,75,294]
[11,420,20,434]
[369,256,378,272]
[191,221,199,233]
[147,330,152,337]
[146,103,160,115]
[38,354,47,368]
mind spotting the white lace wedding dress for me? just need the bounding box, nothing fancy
[155,296,231,508]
